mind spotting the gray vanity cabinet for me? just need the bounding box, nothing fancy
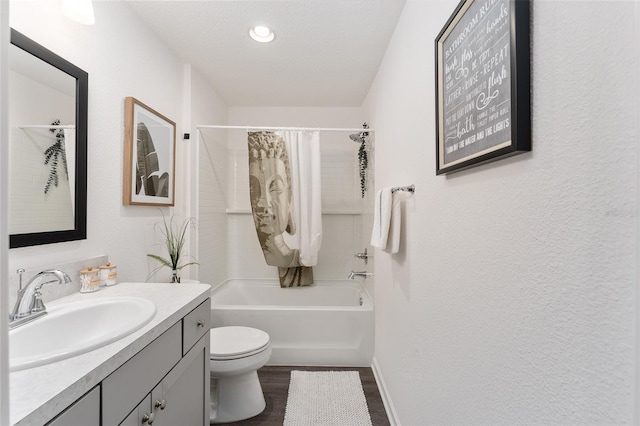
[102,298,211,426]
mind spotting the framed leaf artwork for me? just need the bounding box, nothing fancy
[123,97,176,206]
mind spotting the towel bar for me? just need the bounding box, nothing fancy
[391,184,415,194]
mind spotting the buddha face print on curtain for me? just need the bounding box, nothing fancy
[247,131,322,287]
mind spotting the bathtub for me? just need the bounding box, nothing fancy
[210,278,374,366]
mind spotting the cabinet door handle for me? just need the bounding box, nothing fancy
[197,320,205,328]
[142,412,155,424]
[154,399,167,410]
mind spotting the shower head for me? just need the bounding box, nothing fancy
[350,122,370,144]
[349,133,364,143]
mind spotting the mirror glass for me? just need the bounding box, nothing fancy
[8,29,87,248]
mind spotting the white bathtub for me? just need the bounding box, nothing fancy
[210,279,374,366]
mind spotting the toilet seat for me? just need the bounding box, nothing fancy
[210,326,270,360]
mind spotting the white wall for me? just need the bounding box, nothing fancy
[6,2,224,296]
[363,0,639,424]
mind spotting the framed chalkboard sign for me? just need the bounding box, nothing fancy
[435,0,530,175]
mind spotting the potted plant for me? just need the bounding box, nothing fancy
[147,213,198,283]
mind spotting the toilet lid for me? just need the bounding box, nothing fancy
[210,326,270,359]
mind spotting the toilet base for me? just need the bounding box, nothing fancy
[210,370,266,423]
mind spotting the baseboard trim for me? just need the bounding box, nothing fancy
[371,357,400,426]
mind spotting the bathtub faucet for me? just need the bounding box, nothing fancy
[348,271,373,280]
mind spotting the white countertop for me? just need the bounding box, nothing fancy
[10,282,211,426]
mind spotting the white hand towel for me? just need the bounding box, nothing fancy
[370,187,393,250]
[384,190,413,254]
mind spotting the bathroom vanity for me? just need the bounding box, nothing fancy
[10,282,211,426]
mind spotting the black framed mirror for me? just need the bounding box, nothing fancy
[9,29,87,248]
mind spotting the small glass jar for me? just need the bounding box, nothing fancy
[79,267,100,293]
[99,262,118,286]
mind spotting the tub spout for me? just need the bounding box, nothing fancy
[348,271,372,280]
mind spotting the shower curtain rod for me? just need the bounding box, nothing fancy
[19,125,76,129]
[196,124,374,133]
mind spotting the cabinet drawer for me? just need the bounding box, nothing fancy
[183,299,211,355]
[102,321,182,426]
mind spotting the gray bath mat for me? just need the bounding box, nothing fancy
[284,370,373,426]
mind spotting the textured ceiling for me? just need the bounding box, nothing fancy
[127,0,406,107]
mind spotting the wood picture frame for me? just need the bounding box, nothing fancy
[123,97,176,206]
[435,0,530,175]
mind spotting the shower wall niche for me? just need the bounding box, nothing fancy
[197,107,374,285]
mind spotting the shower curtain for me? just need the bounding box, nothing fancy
[248,131,322,287]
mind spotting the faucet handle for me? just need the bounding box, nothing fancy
[30,288,47,314]
[354,248,369,265]
[28,277,64,314]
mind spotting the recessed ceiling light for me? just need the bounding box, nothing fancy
[249,25,275,43]
[61,0,95,25]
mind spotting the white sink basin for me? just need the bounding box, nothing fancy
[10,296,156,372]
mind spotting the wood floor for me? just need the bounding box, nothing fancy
[214,366,390,426]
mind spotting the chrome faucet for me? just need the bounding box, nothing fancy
[348,270,373,279]
[10,269,72,328]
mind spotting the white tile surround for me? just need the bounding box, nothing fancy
[198,131,228,287]
[10,282,210,426]
[223,145,367,281]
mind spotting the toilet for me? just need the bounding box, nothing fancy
[209,326,272,424]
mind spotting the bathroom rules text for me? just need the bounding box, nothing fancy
[439,0,512,166]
